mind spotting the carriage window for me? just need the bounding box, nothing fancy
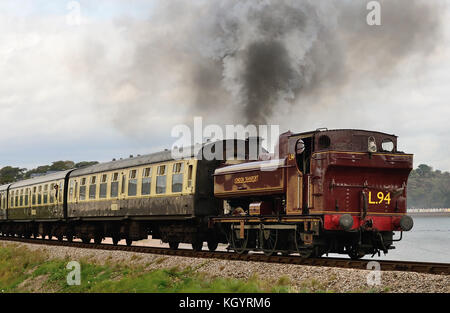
[59,182,63,202]
[50,183,55,203]
[20,189,23,206]
[10,191,14,207]
[24,188,29,206]
[15,190,19,207]
[69,180,74,201]
[43,184,49,204]
[157,165,166,175]
[111,172,119,197]
[172,163,184,193]
[187,165,193,188]
[38,186,42,204]
[156,165,167,194]
[141,167,152,195]
[89,176,97,199]
[32,187,36,205]
[128,169,137,196]
[100,174,108,199]
[80,178,86,201]
[69,181,73,200]
[121,174,126,194]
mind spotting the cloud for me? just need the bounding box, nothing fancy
[0,0,449,172]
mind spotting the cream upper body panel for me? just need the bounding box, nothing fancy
[68,159,197,204]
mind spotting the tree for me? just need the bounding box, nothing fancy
[407,164,450,208]
[75,161,99,168]
[49,161,75,171]
[0,166,26,184]
[1,160,99,182]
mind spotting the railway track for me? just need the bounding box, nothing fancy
[0,236,448,276]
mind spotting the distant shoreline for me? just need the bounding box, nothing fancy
[408,212,450,217]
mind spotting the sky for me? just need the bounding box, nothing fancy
[1,0,450,172]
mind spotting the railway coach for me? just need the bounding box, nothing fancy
[0,139,252,249]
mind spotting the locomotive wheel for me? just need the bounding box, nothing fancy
[294,228,314,258]
[261,229,278,256]
[207,240,218,251]
[112,236,120,246]
[126,239,133,246]
[94,235,102,245]
[57,235,63,242]
[81,237,91,244]
[347,246,365,260]
[67,235,73,243]
[229,226,248,255]
[192,240,203,251]
[298,248,314,258]
[169,241,179,250]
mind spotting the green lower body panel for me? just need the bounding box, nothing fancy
[5,205,64,221]
[68,195,195,219]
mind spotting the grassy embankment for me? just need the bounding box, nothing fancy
[0,243,293,293]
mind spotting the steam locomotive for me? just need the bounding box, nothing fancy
[0,129,414,259]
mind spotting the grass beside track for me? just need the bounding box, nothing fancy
[0,243,293,293]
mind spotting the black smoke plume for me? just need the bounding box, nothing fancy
[81,0,444,131]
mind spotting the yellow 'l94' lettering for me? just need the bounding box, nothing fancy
[368,191,391,205]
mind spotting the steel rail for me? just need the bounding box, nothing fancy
[0,236,448,276]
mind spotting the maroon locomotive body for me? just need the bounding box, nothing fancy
[213,129,413,258]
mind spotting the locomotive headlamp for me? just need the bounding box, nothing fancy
[399,215,414,231]
[368,136,377,153]
[339,214,354,231]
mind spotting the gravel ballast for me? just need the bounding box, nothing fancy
[2,241,448,293]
